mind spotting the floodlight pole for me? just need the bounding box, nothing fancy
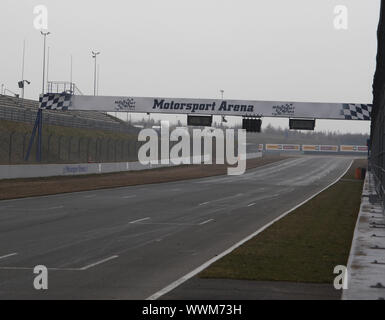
[40,30,50,94]
[92,51,100,96]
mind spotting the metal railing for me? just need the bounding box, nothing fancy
[0,102,136,133]
[47,81,83,95]
[0,130,141,164]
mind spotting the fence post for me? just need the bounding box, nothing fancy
[121,140,124,162]
[95,138,99,162]
[68,136,72,162]
[47,134,52,163]
[78,137,82,163]
[86,138,91,162]
[9,131,15,163]
[127,139,130,161]
[58,136,62,161]
[114,139,118,162]
[22,132,28,161]
[106,138,110,162]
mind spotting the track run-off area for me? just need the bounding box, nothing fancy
[0,156,353,299]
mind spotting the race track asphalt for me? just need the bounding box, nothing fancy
[0,156,352,299]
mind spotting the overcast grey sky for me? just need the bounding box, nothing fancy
[0,0,381,133]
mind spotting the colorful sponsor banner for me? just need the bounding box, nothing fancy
[302,145,318,151]
[282,144,300,151]
[357,146,368,152]
[57,94,373,120]
[262,144,367,153]
[265,144,282,151]
[265,144,300,151]
[319,145,338,152]
[340,145,355,152]
[340,145,368,152]
[258,144,264,151]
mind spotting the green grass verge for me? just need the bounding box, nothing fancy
[199,159,366,283]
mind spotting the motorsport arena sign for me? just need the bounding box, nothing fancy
[39,94,372,120]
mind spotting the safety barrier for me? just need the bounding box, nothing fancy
[0,152,262,180]
[262,144,367,153]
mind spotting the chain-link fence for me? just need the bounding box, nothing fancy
[0,131,141,164]
[369,0,385,199]
[0,104,136,133]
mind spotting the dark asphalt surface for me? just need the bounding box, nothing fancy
[0,156,352,299]
[161,278,341,300]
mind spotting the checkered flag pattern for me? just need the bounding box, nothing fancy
[342,104,372,120]
[39,93,72,110]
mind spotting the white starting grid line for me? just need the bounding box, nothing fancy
[0,253,119,272]
[0,253,18,260]
[83,194,96,198]
[79,255,119,271]
[198,219,214,225]
[122,195,137,199]
[44,205,64,210]
[130,217,151,224]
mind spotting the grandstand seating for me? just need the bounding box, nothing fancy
[0,94,137,133]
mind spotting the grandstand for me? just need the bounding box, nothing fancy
[0,94,137,133]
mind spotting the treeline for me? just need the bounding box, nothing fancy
[247,124,369,145]
[131,118,369,146]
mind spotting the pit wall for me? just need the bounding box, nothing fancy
[0,152,262,180]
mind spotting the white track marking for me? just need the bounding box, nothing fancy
[132,222,195,226]
[199,219,214,225]
[122,195,137,199]
[83,194,96,198]
[0,254,118,272]
[0,253,18,260]
[0,267,79,271]
[79,255,119,270]
[44,206,64,210]
[198,193,244,207]
[146,160,353,300]
[129,217,150,224]
[247,203,256,207]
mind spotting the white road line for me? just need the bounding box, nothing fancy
[199,193,244,207]
[79,255,119,271]
[199,219,214,225]
[0,266,79,271]
[0,253,18,260]
[130,217,150,224]
[122,195,137,199]
[45,206,64,210]
[132,222,195,226]
[247,203,256,207]
[146,160,353,300]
